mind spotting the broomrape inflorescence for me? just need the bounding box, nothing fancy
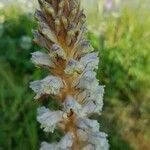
[30,0,109,149]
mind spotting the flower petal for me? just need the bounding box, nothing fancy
[77,129,109,150]
[30,76,63,99]
[85,85,104,111]
[81,101,97,116]
[88,132,109,150]
[76,118,100,132]
[40,133,73,150]
[31,51,55,68]
[37,106,63,133]
[63,96,82,115]
[79,52,99,70]
[73,70,98,90]
[57,132,74,149]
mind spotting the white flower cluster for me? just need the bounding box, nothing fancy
[30,47,108,149]
[37,93,109,149]
[37,104,109,150]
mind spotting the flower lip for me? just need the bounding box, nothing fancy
[37,106,64,133]
[30,75,63,99]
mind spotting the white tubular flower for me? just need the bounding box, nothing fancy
[77,129,109,150]
[57,132,74,149]
[88,132,109,150]
[73,70,98,90]
[91,85,104,103]
[31,51,55,68]
[64,52,99,75]
[63,96,82,114]
[40,133,73,150]
[81,101,103,116]
[85,85,104,111]
[76,85,104,106]
[76,118,100,132]
[30,76,63,99]
[37,106,63,133]
[79,52,99,70]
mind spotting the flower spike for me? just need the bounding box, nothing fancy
[30,0,109,149]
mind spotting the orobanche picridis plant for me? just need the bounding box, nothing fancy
[30,0,109,149]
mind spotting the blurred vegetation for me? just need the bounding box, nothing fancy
[0,1,150,150]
